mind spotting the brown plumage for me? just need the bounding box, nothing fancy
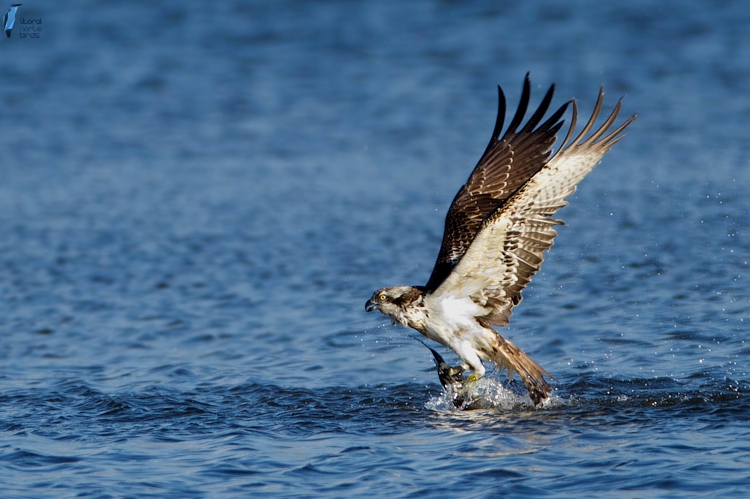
[425,76,568,292]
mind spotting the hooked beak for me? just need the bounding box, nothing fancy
[365,299,376,312]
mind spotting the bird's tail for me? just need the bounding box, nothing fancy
[491,335,552,405]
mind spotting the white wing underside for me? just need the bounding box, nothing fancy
[432,90,634,325]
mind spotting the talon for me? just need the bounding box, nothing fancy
[467,374,479,382]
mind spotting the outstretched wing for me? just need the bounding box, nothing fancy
[424,75,570,292]
[431,89,636,326]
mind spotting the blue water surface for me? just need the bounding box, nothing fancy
[1,0,749,497]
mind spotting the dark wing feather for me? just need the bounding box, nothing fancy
[424,74,569,292]
[431,89,636,325]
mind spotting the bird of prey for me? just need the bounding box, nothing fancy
[365,75,635,405]
[3,4,21,38]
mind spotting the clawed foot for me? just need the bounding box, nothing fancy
[445,364,481,385]
[417,341,482,390]
[442,363,482,386]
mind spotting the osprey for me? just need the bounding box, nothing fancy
[365,75,635,405]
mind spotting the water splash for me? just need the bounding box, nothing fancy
[425,377,554,411]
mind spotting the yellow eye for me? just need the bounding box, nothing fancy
[379,294,387,301]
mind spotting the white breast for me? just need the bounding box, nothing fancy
[423,293,485,344]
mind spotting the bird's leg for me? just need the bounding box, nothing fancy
[452,346,486,383]
[466,360,486,382]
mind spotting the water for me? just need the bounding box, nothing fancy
[1,0,749,497]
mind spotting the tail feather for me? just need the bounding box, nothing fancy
[492,335,552,405]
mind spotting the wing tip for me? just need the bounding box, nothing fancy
[506,74,532,135]
[553,88,635,159]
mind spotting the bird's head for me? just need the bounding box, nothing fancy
[365,286,422,317]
